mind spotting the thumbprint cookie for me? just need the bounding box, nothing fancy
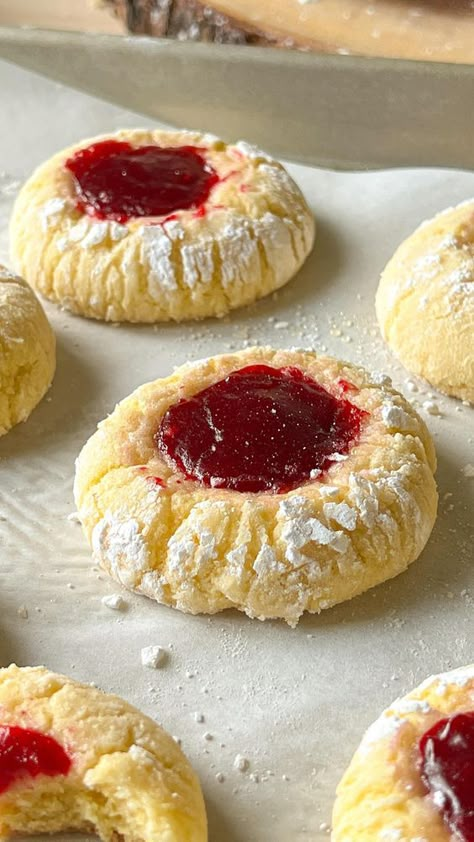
[376,200,474,402]
[333,664,474,841]
[0,664,206,841]
[0,264,55,436]
[10,129,315,322]
[74,347,437,626]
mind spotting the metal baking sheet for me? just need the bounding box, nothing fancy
[1,27,474,170]
[0,59,473,842]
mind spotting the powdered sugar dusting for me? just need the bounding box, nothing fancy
[54,217,129,251]
[323,502,357,531]
[91,512,150,587]
[279,496,350,561]
[68,218,89,242]
[359,711,404,754]
[253,213,294,280]
[391,697,432,716]
[418,664,474,696]
[40,197,66,230]
[165,501,227,577]
[382,199,474,322]
[163,219,185,241]
[234,140,272,162]
[359,667,474,756]
[253,544,285,576]
[109,222,128,241]
[381,402,416,431]
[218,218,260,289]
[128,744,156,766]
[140,225,178,293]
[181,238,215,289]
[81,221,109,249]
[347,474,379,528]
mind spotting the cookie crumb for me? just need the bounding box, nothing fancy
[17,605,28,619]
[141,645,167,669]
[129,744,154,765]
[215,772,225,783]
[102,594,126,611]
[422,400,441,416]
[67,511,81,523]
[203,732,213,741]
[462,464,474,478]
[233,754,250,772]
[194,712,205,723]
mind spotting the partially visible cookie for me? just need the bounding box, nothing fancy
[332,664,474,841]
[10,129,315,322]
[376,200,474,402]
[0,264,55,436]
[74,346,437,626]
[0,664,207,842]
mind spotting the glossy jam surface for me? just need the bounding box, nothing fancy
[419,712,474,841]
[65,140,219,223]
[157,365,367,493]
[0,725,71,793]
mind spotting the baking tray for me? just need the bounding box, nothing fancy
[0,56,473,842]
[1,27,474,170]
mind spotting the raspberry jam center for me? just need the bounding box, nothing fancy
[65,140,219,223]
[419,712,474,840]
[157,365,367,493]
[0,725,71,793]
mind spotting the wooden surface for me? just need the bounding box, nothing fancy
[0,0,123,33]
[1,0,473,63]
[105,0,474,64]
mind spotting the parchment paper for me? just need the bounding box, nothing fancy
[0,59,473,842]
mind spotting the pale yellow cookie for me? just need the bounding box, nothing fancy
[376,200,474,402]
[332,664,474,841]
[74,347,437,626]
[10,129,315,323]
[0,664,206,842]
[0,264,55,436]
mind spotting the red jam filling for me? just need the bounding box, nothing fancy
[65,140,220,223]
[156,365,367,493]
[338,378,358,393]
[419,712,474,841]
[0,725,71,793]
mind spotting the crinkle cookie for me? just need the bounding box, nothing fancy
[0,264,55,436]
[0,664,206,842]
[376,200,474,402]
[74,347,437,626]
[332,664,474,842]
[10,129,315,323]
